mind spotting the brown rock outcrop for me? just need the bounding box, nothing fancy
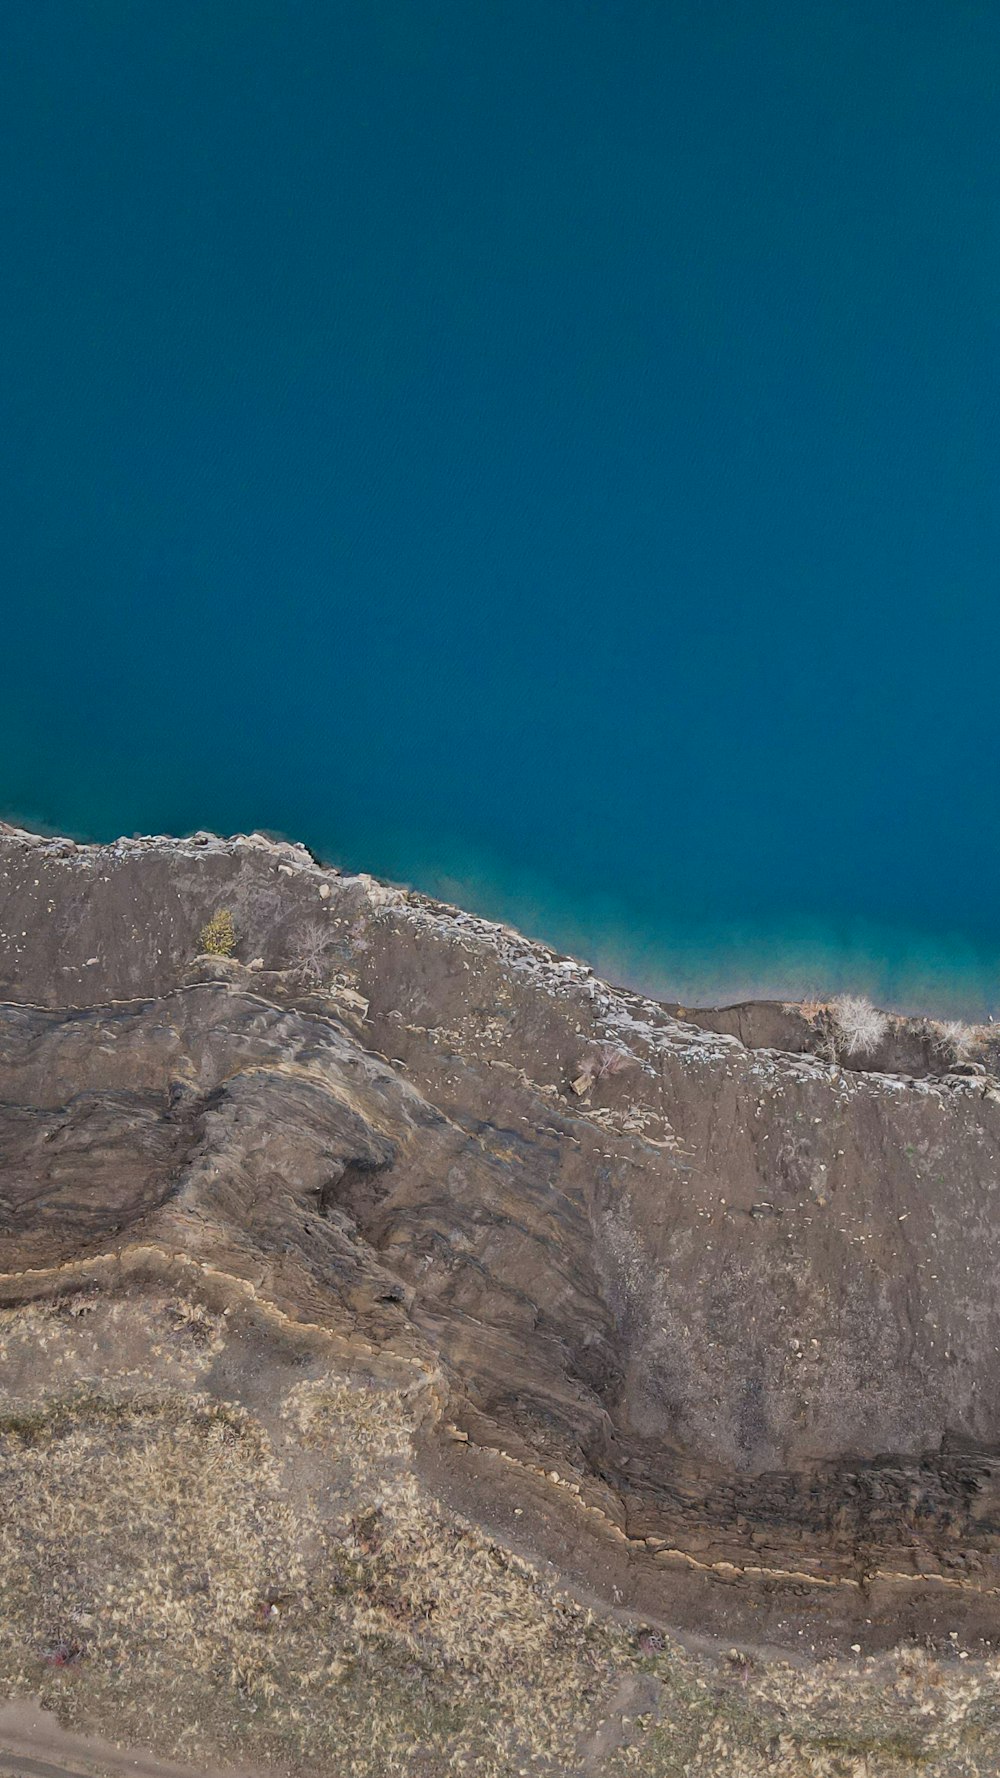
[3,821,1000,1661]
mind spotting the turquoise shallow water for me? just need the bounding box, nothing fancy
[3,4,1000,1017]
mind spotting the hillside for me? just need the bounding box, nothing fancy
[2,822,1000,1776]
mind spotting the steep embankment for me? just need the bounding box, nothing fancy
[3,823,1000,1776]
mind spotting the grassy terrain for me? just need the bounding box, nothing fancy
[0,1294,997,1778]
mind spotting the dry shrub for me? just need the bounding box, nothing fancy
[295,919,336,985]
[830,994,889,1058]
[570,1042,634,1096]
[934,1019,985,1065]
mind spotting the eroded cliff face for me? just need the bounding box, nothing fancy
[3,823,1000,1775]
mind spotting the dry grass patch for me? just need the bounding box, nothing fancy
[0,1324,613,1775]
[1,1297,1000,1776]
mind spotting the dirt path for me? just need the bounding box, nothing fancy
[0,1755,105,1778]
[0,1702,267,1778]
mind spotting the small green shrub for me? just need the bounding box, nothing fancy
[198,909,237,957]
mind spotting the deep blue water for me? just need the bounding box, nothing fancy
[3,3,1000,1014]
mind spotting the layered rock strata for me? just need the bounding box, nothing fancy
[3,823,1000,1661]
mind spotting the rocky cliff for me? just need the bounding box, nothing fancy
[2,823,1000,1777]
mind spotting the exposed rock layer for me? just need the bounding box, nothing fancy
[3,822,1000,1658]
